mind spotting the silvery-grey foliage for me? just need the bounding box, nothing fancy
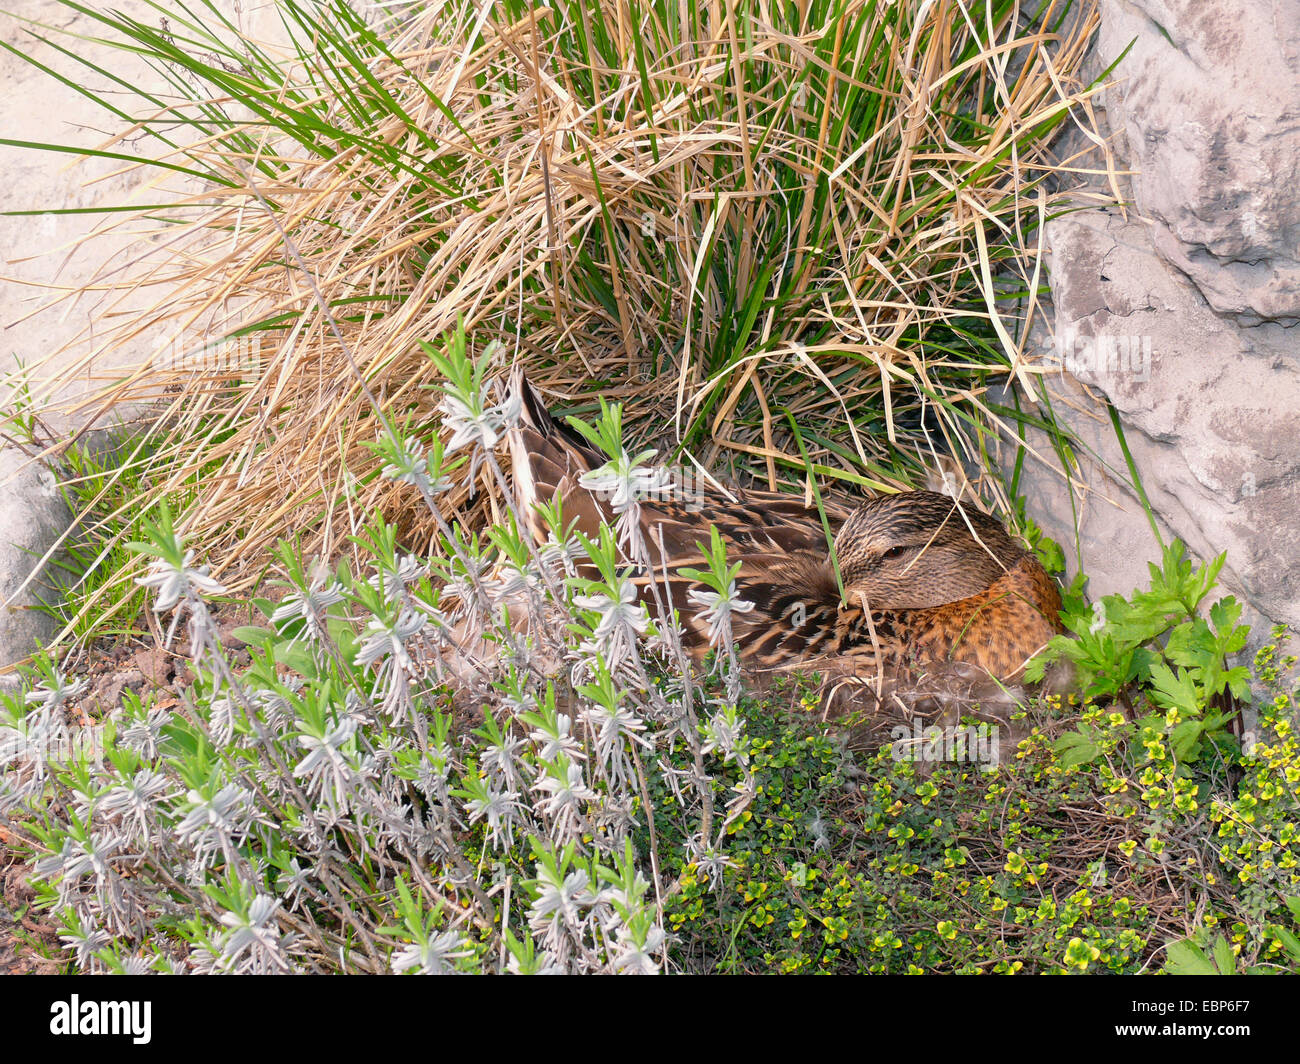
[0,359,772,975]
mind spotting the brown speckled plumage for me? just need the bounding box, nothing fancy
[508,373,1063,685]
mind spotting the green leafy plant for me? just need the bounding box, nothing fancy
[1165,897,1300,975]
[1027,541,1250,769]
[33,431,213,643]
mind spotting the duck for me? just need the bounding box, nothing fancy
[505,372,1064,687]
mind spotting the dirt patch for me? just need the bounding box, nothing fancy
[1,827,63,975]
[0,601,257,973]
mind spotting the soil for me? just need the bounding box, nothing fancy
[0,602,257,973]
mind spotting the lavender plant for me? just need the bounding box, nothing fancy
[0,325,755,975]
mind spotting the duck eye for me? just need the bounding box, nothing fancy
[881,546,908,561]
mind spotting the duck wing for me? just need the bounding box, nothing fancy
[506,370,610,546]
[507,371,850,559]
[506,372,862,665]
[642,545,847,665]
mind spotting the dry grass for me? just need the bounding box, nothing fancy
[5,0,1110,604]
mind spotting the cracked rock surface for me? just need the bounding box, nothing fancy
[0,446,70,672]
[1004,0,1300,644]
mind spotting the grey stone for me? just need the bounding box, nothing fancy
[1000,0,1300,658]
[1096,0,1300,324]
[0,444,72,668]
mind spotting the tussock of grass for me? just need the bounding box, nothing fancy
[3,0,1108,603]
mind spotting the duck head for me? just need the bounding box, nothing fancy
[832,492,1024,611]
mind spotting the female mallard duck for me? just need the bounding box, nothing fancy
[507,373,1063,685]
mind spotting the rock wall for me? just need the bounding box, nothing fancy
[0,448,69,676]
[1007,0,1300,644]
